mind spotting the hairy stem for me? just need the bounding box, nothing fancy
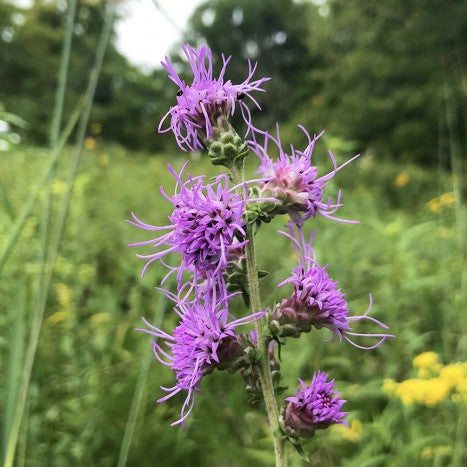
[231,163,287,467]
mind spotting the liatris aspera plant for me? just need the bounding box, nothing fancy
[128,44,394,466]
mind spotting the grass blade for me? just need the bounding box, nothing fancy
[2,285,26,455]
[49,0,77,149]
[117,279,174,467]
[2,6,117,465]
[0,97,83,276]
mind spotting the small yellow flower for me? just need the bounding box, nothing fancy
[97,154,109,167]
[440,363,467,394]
[420,445,452,461]
[439,192,456,205]
[91,122,102,135]
[330,420,362,442]
[90,312,111,326]
[427,198,442,213]
[420,446,433,460]
[51,179,68,196]
[437,227,452,238]
[382,378,397,395]
[84,137,96,150]
[46,310,72,325]
[394,378,450,406]
[344,419,362,442]
[413,351,441,377]
[393,172,409,188]
[56,282,73,309]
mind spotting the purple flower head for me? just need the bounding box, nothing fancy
[136,281,265,426]
[127,162,247,285]
[250,125,360,226]
[282,372,348,437]
[273,224,394,349]
[159,44,270,152]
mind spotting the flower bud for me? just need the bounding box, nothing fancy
[207,118,249,167]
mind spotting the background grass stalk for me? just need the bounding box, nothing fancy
[2,7,116,465]
[117,278,174,467]
[230,163,287,467]
[49,0,76,149]
[39,0,77,285]
[0,97,84,276]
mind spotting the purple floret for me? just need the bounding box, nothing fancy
[159,44,270,151]
[282,372,348,437]
[274,224,394,349]
[127,162,247,285]
[136,282,265,426]
[250,125,360,226]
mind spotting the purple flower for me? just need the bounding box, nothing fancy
[250,125,360,226]
[136,283,265,426]
[127,162,247,284]
[272,224,394,349]
[159,44,270,152]
[282,372,348,437]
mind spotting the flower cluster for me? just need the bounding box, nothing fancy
[383,352,467,406]
[249,125,360,226]
[129,43,394,445]
[128,162,247,285]
[270,223,393,349]
[137,281,264,425]
[159,44,269,152]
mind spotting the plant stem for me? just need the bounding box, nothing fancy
[230,163,287,467]
[50,0,76,148]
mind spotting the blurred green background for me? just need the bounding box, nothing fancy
[0,0,465,466]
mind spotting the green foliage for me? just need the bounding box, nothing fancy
[299,0,467,165]
[186,0,312,132]
[1,0,465,164]
[0,1,175,152]
[0,143,464,465]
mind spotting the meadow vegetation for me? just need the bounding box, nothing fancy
[1,141,464,466]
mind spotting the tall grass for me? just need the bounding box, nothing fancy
[2,4,116,465]
[1,143,464,465]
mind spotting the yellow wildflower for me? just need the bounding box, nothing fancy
[382,378,397,395]
[439,192,456,205]
[440,363,467,394]
[426,197,442,213]
[394,378,451,406]
[330,419,362,442]
[51,179,68,196]
[437,227,452,238]
[90,312,111,326]
[393,172,409,188]
[56,282,72,310]
[413,351,441,377]
[91,122,102,135]
[84,137,96,150]
[420,445,452,461]
[97,154,109,167]
[46,310,72,325]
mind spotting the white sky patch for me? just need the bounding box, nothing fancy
[115,0,204,71]
[9,0,204,71]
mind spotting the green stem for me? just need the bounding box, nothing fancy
[50,0,76,148]
[230,164,287,467]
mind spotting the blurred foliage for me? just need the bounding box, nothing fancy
[0,0,175,152]
[0,0,466,164]
[0,141,465,465]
